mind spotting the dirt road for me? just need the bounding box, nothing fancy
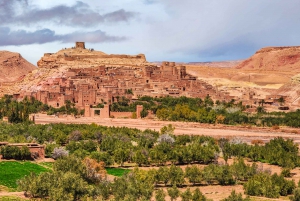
[35,114,300,144]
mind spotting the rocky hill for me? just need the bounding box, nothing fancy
[235,46,300,72]
[37,42,147,69]
[188,60,243,68]
[0,51,36,82]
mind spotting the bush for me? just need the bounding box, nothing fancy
[281,168,292,177]
[290,188,300,201]
[221,190,250,201]
[52,147,69,159]
[244,172,295,198]
[0,146,31,160]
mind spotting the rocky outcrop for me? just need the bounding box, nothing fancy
[235,46,300,72]
[37,43,147,69]
[0,51,36,82]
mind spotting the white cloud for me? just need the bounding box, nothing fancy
[2,0,300,64]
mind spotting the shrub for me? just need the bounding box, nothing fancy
[52,147,69,159]
[221,190,250,201]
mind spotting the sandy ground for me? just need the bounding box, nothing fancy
[0,191,27,199]
[35,114,300,144]
[185,65,295,87]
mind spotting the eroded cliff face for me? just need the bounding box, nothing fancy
[0,51,36,82]
[37,46,147,69]
[235,46,300,72]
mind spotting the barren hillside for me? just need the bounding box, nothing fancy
[0,51,36,82]
[235,46,300,72]
[189,60,243,68]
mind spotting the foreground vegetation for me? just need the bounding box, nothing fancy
[0,122,298,200]
[112,95,300,127]
[1,94,300,128]
[17,155,297,200]
[0,122,299,168]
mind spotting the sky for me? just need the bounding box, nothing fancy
[1,0,300,65]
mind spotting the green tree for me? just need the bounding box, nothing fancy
[221,190,250,201]
[133,149,149,166]
[157,166,170,186]
[155,189,166,201]
[140,108,149,118]
[156,108,170,120]
[160,124,175,135]
[169,164,185,187]
[168,185,180,201]
[185,165,203,185]
[192,188,207,201]
[90,151,113,166]
[256,106,265,113]
[181,188,193,201]
[244,173,280,198]
[114,148,130,166]
[290,188,300,201]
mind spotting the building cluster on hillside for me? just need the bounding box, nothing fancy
[14,43,237,114]
[18,62,229,108]
[15,42,287,116]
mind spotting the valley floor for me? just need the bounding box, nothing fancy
[35,114,300,144]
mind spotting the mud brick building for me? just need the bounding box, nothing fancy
[16,42,230,115]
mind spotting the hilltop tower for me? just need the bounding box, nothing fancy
[76,42,85,49]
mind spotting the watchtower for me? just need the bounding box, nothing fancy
[76,42,85,49]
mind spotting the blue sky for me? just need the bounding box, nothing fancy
[1,0,300,65]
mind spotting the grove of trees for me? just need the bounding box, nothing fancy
[0,121,296,200]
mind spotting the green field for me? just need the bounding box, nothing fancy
[106,167,131,177]
[0,196,25,201]
[0,162,48,190]
[0,161,129,191]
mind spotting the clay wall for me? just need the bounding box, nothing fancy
[36,91,48,103]
[85,105,109,118]
[63,54,143,61]
[100,105,110,118]
[29,146,45,158]
[110,112,133,118]
[84,104,91,117]
[136,105,143,118]
[47,100,59,108]
[44,53,53,56]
